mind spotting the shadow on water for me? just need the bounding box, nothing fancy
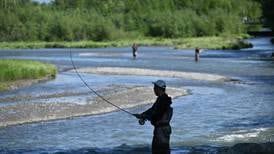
[53,145,225,154]
[0,144,226,154]
[0,145,151,154]
[55,145,151,154]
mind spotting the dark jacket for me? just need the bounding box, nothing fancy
[141,93,173,126]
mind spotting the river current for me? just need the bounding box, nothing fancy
[0,37,274,153]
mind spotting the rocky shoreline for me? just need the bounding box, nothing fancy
[0,85,187,127]
[0,75,54,92]
[218,142,274,154]
[77,67,231,82]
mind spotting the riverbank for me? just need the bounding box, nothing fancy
[0,85,187,127]
[219,142,274,154]
[0,35,252,50]
[0,59,57,91]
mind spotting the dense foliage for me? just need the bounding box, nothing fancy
[0,0,262,42]
[258,0,274,30]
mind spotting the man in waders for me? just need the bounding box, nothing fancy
[132,43,138,59]
[195,47,201,62]
[134,80,173,154]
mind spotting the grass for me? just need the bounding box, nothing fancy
[0,35,252,50]
[0,59,57,91]
[173,35,252,49]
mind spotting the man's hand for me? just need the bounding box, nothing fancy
[133,113,146,125]
[133,114,143,119]
[133,113,146,119]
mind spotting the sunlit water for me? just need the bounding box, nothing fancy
[0,37,274,153]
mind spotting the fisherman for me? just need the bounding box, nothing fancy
[134,80,173,154]
[195,47,201,62]
[132,43,138,59]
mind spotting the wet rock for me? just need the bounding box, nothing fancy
[231,40,253,50]
[218,142,274,154]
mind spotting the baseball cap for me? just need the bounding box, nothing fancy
[152,80,166,89]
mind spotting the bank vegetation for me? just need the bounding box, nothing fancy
[0,0,262,49]
[0,59,57,91]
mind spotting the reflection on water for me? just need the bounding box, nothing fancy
[0,37,274,153]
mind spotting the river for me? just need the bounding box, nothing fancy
[0,37,274,153]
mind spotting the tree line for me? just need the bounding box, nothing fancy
[258,0,274,30]
[0,0,263,42]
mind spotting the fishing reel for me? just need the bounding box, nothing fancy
[133,114,146,125]
[138,119,146,125]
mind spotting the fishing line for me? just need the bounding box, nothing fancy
[69,47,134,116]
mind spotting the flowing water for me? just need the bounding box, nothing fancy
[0,37,274,153]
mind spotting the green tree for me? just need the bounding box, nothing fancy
[0,0,264,42]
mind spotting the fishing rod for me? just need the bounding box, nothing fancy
[69,47,134,116]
